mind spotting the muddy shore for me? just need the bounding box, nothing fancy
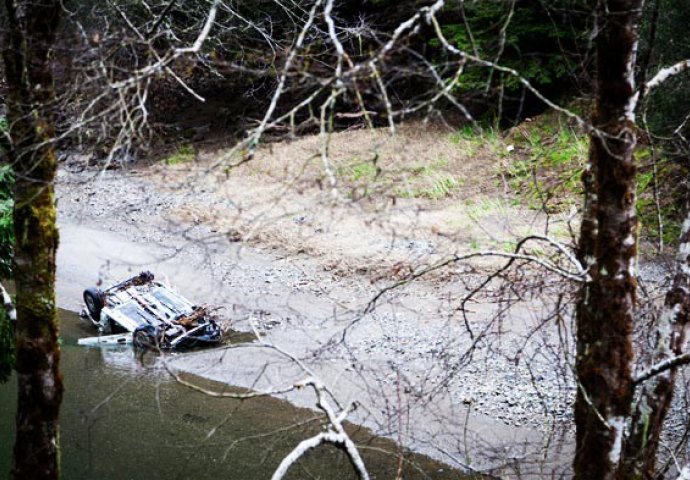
[54,149,594,478]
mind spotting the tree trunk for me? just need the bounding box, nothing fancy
[574,1,643,479]
[622,206,690,479]
[2,1,63,479]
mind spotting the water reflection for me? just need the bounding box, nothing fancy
[0,310,474,479]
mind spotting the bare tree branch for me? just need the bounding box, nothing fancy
[633,353,690,386]
[146,0,177,38]
[644,59,690,95]
[679,465,690,480]
[271,378,369,480]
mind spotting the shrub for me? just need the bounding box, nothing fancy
[0,164,13,278]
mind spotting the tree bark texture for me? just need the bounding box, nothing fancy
[574,1,643,479]
[2,1,63,479]
[622,209,690,480]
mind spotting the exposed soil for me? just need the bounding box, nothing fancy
[153,123,575,275]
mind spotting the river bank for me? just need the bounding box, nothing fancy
[1,309,474,480]
[60,118,674,477]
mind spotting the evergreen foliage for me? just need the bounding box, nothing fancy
[423,0,592,119]
[0,121,14,384]
[433,1,589,87]
[640,0,690,137]
[0,163,13,279]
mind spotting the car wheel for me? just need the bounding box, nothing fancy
[83,287,105,321]
[133,326,158,350]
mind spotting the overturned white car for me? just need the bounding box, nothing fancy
[79,271,222,350]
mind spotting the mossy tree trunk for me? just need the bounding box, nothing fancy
[1,0,63,479]
[574,1,642,479]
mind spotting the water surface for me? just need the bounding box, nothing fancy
[0,310,474,479]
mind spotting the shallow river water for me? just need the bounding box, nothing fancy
[0,310,472,479]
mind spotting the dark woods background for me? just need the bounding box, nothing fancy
[4,1,593,153]
[0,1,687,156]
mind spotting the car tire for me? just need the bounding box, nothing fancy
[133,326,158,350]
[83,287,105,321]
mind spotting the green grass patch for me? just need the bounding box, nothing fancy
[394,155,465,200]
[502,122,587,213]
[164,145,196,165]
[636,154,683,249]
[397,173,464,200]
[449,126,501,158]
[500,240,518,253]
[448,124,482,143]
[337,157,383,199]
[501,111,681,249]
[343,159,378,181]
[449,126,508,164]
[450,110,684,250]
[464,198,509,219]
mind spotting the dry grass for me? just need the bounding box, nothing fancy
[152,120,576,283]
[224,122,506,202]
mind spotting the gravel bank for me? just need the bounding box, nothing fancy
[56,162,673,476]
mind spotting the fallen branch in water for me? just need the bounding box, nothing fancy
[271,377,369,480]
